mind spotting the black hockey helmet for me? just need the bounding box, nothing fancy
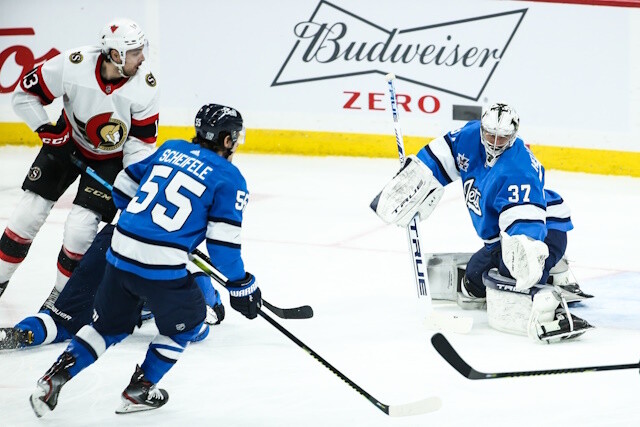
[194,104,245,148]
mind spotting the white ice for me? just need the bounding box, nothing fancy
[0,146,639,427]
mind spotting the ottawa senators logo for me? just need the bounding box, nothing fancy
[74,112,128,151]
[27,166,42,181]
[69,51,83,64]
[145,72,156,87]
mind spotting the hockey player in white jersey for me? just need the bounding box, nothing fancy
[0,18,159,308]
[371,103,593,343]
[29,104,261,417]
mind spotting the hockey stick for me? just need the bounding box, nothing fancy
[260,308,441,416]
[191,245,440,415]
[69,154,313,320]
[431,332,640,379]
[385,74,472,334]
[190,248,313,319]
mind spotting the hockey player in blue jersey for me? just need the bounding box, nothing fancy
[0,223,225,350]
[372,102,592,343]
[29,104,261,417]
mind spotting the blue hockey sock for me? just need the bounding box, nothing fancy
[140,323,201,384]
[15,312,71,346]
[65,325,128,377]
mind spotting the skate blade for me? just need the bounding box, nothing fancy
[116,399,160,414]
[29,392,50,418]
[557,285,594,303]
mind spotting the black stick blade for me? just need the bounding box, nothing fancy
[263,300,313,319]
[431,333,480,379]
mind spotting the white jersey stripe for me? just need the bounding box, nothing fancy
[111,228,186,266]
[547,201,571,219]
[206,221,241,245]
[499,204,546,231]
[427,136,460,182]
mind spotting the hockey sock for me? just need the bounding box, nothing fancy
[193,272,220,307]
[15,314,57,346]
[141,324,201,384]
[55,246,84,292]
[0,229,32,283]
[65,325,127,377]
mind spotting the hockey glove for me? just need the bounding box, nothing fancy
[370,155,444,228]
[501,232,549,291]
[227,273,261,319]
[36,111,72,147]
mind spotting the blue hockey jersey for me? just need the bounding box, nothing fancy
[107,139,249,281]
[417,120,573,247]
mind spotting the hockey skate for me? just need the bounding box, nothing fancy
[547,258,593,303]
[0,327,33,350]
[116,365,169,414]
[39,287,60,311]
[456,274,486,310]
[30,352,74,417]
[532,306,594,344]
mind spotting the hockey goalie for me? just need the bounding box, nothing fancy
[371,103,593,343]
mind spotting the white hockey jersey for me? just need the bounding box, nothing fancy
[12,46,159,167]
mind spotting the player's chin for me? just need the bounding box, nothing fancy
[124,68,139,77]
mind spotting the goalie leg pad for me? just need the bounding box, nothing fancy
[370,155,444,228]
[484,269,593,343]
[426,253,474,301]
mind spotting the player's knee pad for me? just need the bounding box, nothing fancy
[6,190,55,239]
[63,205,101,255]
[483,269,560,338]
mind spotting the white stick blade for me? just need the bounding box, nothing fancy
[385,73,396,81]
[423,311,473,334]
[388,396,442,417]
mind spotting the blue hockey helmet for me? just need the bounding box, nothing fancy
[480,102,519,167]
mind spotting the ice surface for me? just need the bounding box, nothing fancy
[0,146,639,426]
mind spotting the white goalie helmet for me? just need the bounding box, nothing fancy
[99,18,147,75]
[480,102,520,167]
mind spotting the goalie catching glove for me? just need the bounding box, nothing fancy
[226,273,261,319]
[370,155,444,227]
[501,232,549,291]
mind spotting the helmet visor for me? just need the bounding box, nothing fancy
[234,126,246,145]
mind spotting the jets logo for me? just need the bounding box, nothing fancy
[75,112,128,151]
[463,178,482,216]
[145,72,156,87]
[69,51,83,64]
[456,153,470,172]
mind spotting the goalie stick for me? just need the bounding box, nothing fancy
[69,154,313,320]
[385,74,472,334]
[190,249,314,319]
[431,332,640,379]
